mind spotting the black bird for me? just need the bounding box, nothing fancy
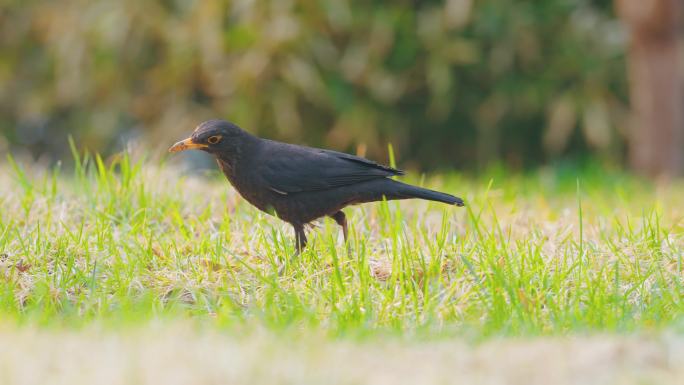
[170,120,464,252]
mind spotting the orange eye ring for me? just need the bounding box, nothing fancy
[208,136,222,145]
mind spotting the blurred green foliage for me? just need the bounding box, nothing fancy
[0,0,627,170]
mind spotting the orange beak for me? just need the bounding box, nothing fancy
[168,137,208,153]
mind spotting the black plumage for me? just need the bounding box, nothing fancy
[170,120,464,251]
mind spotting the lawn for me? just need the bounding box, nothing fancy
[0,149,682,384]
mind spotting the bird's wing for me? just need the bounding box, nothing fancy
[257,143,404,194]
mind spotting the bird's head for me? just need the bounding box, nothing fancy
[169,120,253,155]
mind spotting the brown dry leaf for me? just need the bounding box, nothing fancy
[15,260,31,273]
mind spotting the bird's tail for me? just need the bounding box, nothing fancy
[392,181,465,207]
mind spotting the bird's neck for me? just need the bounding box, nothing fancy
[215,134,259,177]
[216,157,235,180]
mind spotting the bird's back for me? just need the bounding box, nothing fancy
[250,139,402,193]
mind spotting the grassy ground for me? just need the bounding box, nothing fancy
[1,150,683,383]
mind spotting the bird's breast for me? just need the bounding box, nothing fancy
[217,158,279,213]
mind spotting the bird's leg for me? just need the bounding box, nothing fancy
[294,224,308,254]
[279,224,307,276]
[331,211,348,243]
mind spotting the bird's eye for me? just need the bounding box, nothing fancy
[207,136,222,145]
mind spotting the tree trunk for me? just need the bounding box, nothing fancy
[616,0,684,177]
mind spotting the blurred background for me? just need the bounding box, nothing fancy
[0,0,682,175]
